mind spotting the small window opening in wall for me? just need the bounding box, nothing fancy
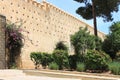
[38,12,40,15]
[12,10,14,12]
[11,3,13,5]
[10,16,12,19]
[45,15,47,17]
[24,21,26,23]
[17,18,19,20]
[22,14,24,16]
[3,7,5,9]
[18,4,20,7]
[16,11,18,14]
[24,26,26,29]
[23,7,25,9]
[34,11,35,13]
[27,16,29,18]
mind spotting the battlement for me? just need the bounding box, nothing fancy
[24,0,104,35]
[41,1,104,35]
[22,0,89,27]
[22,0,44,9]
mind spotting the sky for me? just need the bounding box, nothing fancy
[37,0,120,34]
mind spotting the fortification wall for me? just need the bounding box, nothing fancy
[0,15,6,69]
[0,0,105,69]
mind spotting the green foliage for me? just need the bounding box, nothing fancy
[48,62,59,70]
[30,52,53,69]
[85,50,111,71]
[30,52,42,69]
[108,61,120,75]
[76,62,85,72]
[71,27,96,55]
[53,50,69,70]
[68,54,86,70]
[55,41,68,51]
[41,52,53,69]
[115,51,120,62]
[74,0,120,22]
[68,55,77,70]
[9,63,17,69]
[102,22,120,59]
[95,37,102,50]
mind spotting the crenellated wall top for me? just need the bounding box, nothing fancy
[22,0,105,36]
[41,1,104,35]
[23,0,44,9]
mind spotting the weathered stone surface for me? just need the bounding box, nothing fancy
[0,0,105,69]
[0,15,6,69]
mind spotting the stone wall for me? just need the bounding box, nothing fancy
[0,15,6,69]
[0,0,105,69]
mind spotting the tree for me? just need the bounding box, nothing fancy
[102,22,120,59]
[55,41,68,51]
[74,0,120,36]
[70,27,96,55]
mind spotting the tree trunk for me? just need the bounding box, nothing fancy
[92,0,98,37]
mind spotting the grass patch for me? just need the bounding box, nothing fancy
[76,63,85,72]
[48,62,59,70]
[108,61,120,75]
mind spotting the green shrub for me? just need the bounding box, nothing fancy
[55,41,68,51]
[68,55,77,70]
[48,62,59,70]
[30,52,53,69]
[53,50,69,70]
[41,52,53,69]
[85,50,111,71]
[115,51,120,62]
[108,61,120,75]
[10,63,17,69]
[76,63,85,72]
[30,52,42,69]
[70,27,96,55]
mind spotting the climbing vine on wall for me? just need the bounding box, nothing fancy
[5,23,24,68]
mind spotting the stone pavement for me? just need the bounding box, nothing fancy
[0,70,80,80]
[0,70,120,80]
[24,70,120,80]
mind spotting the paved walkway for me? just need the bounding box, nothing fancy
[24,70,120,80]
[0,70,120,80]
[0,70,80,80]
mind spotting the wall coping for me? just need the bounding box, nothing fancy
[16,0,105,35]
